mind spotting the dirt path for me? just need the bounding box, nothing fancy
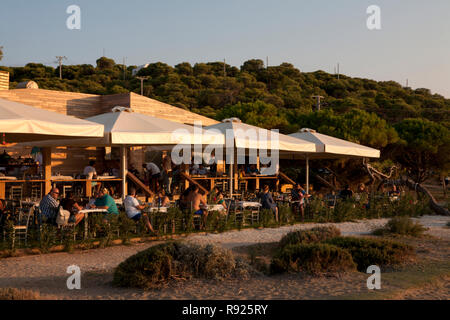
[0,216,449,300]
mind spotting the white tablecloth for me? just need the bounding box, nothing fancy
[51,176,73,180]
[206,204,226,212]
[148,206,168,213]
[96,176,119,180]
[0,176,17,180]
[237,201,261,209]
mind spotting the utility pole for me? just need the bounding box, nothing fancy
[223,59,226,77]
[311,95,324,111]
[136,76,149,96]
[55,56,67,79]
[123,57,127,80]
[337,63,340,80]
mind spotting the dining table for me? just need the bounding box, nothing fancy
[78,208,108,239]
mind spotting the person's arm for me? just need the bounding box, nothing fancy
[73,202,83,212]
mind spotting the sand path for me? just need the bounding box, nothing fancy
[0,215,448,299]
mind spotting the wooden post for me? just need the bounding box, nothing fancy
[120,145,128,199]
[42,147,52,195]
[0,181,5,199]
[85,180,92,197]
[182,164,190,190]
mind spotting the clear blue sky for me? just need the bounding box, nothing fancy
[1,0,450,97]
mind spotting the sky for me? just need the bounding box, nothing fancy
[1,0,450,97]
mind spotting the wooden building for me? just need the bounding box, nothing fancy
[0,75,218,177]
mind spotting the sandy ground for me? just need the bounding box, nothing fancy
[0,215,449,300]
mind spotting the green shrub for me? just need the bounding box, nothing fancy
[113,242,252,289]
[278,226,341,249]
[270,243,357,275]
[326,236,415,271]
[372,216,428,237]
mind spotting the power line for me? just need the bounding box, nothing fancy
[311,95,324,111]
[136,76,149,96]
[55,56,67,79]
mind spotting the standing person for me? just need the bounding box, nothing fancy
[291,183,310,221]
[123,188,157,234]
[260,184,278,222]
[39,187,60,225]
[161,151,173,194]
[146,161,161,192]
[83,160,98,193]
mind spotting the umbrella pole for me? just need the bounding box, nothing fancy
[229,161,233,198]
[306,155,309,195]
[120,145,128,200]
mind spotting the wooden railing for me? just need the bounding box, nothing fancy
[180,172,209,195]
[126,172,154,198]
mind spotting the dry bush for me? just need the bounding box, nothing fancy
[326,236,415,271]
[113,242,253,289]
[0,288,41,300]
[278,226,341,249]
[270,243,357,276]
[372,216,428,237]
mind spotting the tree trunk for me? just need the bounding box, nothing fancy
[399,177,450,216]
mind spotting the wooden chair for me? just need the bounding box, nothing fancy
[9,186,23,201]
[11,205,35,248]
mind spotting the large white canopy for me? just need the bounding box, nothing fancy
[0,98,104,143]
[205,119,316,153]
[29,107,224,147]
[287,128,380,159]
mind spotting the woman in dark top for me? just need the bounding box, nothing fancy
[60,192,85,225]
[260,185,278,222]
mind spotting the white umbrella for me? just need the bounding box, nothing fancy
[288,128,380,193]
[29,107,225,197]
[0,98,104,142]
[205,119,316,196]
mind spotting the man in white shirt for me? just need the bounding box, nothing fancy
[123,187,157,234]
[146,162,161,191]
[83,161,97,179]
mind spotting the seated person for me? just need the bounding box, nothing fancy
[260,184,278,222]
[124,188,157,234]
[187,185,208,226]
[196,164,208,175]
[238,165,246,178]
[388,184,400,197]
[216,190,227,210]
[339,185,354,200]
[246,164,260,176]
[208,186,220,204]
[60,192,85,225]
[0,199,10,235]
[39,187,60,225]
[179,186,192,210]
[91,188,119,216]
[154,189,170,207]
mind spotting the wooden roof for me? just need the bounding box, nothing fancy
[0,88,218,126]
